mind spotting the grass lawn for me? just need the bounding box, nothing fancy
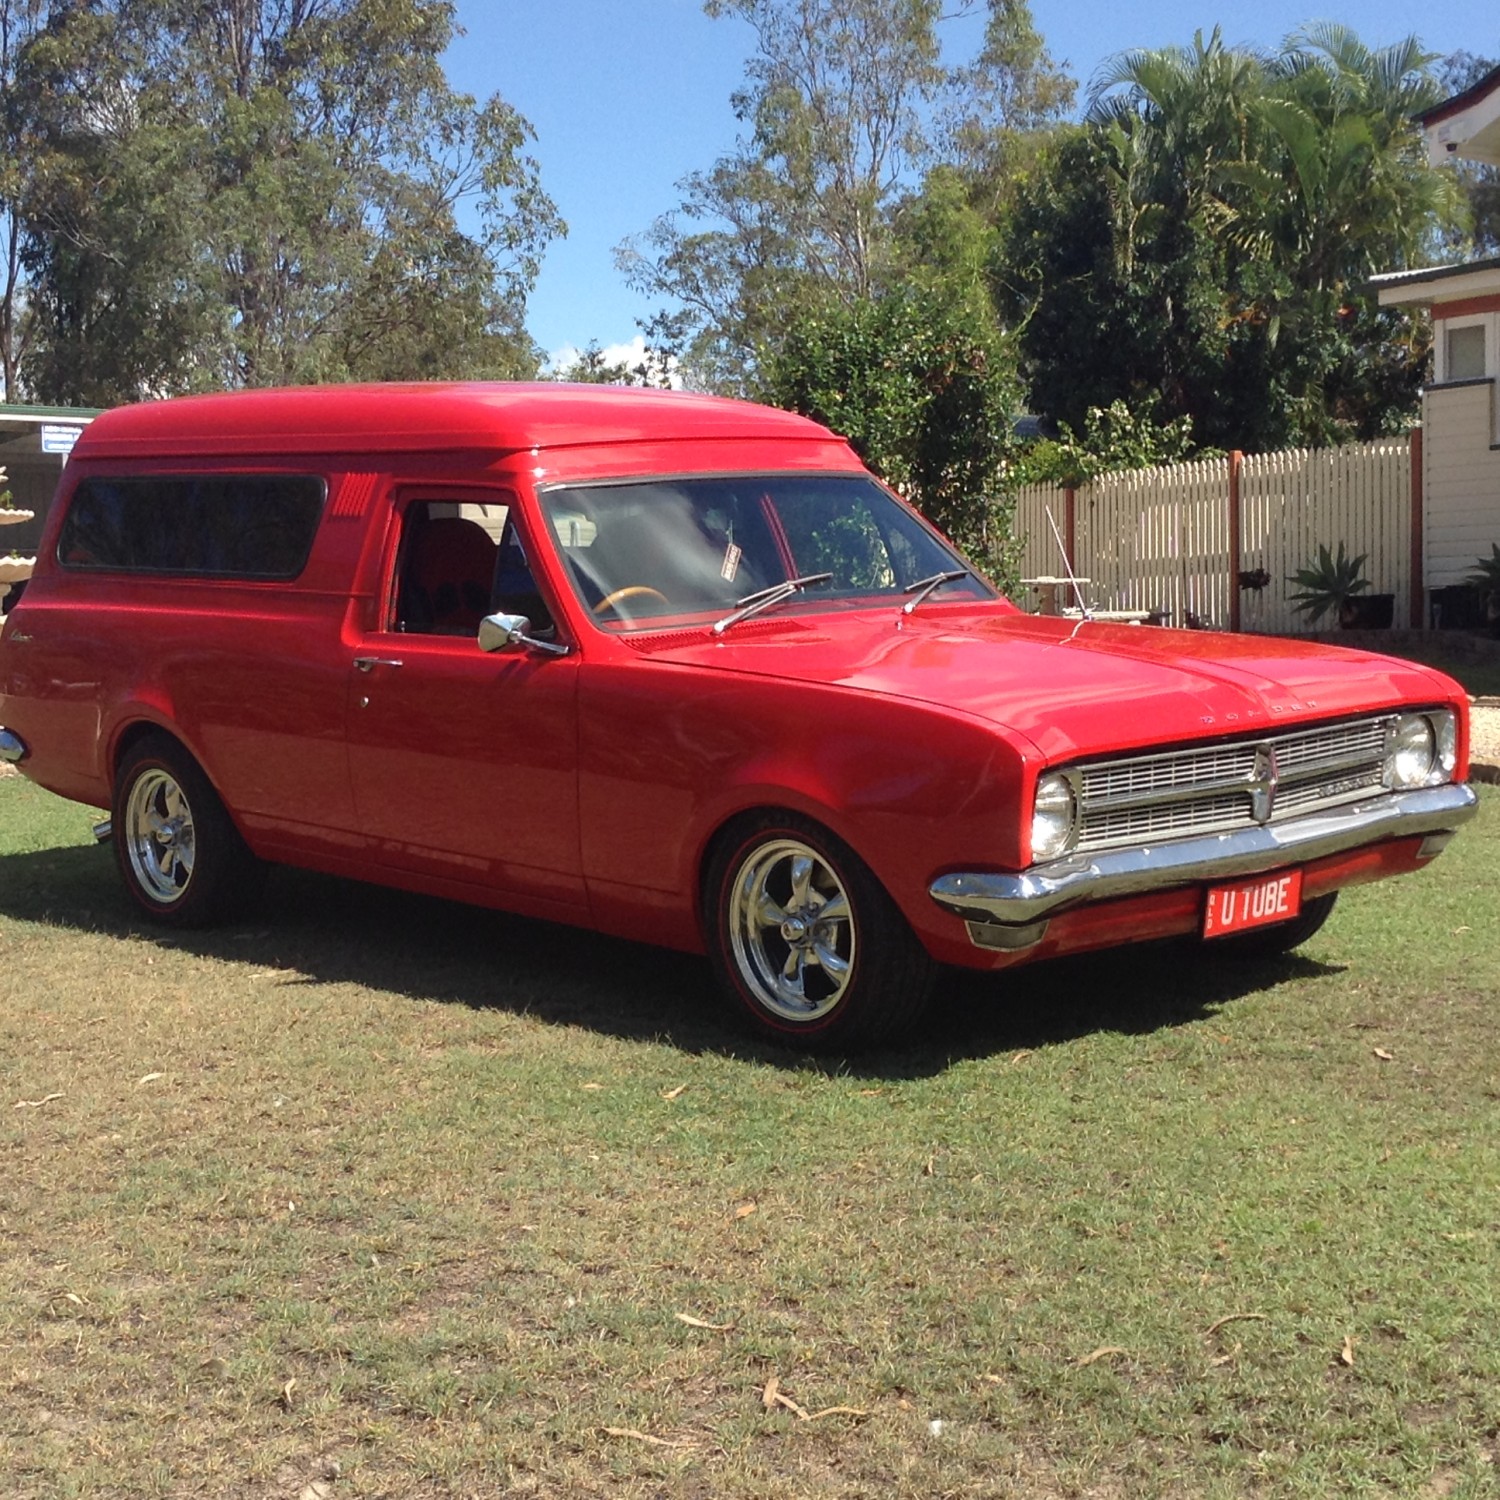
[1351,632,1500,701]
[1394,642,1500,701]
[1,773,1496,1498]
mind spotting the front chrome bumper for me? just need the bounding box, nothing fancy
[930,782,1479,927]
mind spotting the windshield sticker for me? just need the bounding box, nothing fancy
[720,542,742,583]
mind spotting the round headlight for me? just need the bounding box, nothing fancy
[1386,714,1436,788]
[1031,772,1077,863]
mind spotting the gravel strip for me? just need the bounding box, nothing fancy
[1470,701,1500,782]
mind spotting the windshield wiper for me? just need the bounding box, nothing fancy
[712,572,834,636]
[900,569,970,615]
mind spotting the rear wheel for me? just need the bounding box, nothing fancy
[705,813,935,1051]
[113,734,259,926]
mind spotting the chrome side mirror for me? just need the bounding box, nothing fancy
[478,612,570,657]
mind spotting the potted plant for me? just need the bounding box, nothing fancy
[1287,543,1387,629]
[1470,544,1500,637]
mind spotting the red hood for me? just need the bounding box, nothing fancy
[628,604,1462,762]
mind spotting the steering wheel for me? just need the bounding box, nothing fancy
[593,584,669,617]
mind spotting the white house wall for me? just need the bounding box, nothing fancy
[1422,379,1500,588]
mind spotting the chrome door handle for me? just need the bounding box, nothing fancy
[353,656,404,672]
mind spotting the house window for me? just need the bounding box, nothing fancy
[1445,323,1487,381]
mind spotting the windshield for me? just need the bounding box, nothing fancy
[540,474,994,629]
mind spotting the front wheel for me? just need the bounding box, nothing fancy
[113,734,259,926]
[705,813,935,1052]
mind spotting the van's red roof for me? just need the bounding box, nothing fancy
[74,382,840,459]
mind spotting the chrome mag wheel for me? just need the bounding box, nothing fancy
[123,767,197,905]
[726,836,855,1022]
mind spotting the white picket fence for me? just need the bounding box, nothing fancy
[1012,437,1414,632]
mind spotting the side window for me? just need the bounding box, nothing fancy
[394,501,500,635]
[392,498,554,638]
[494,517,555,634]
[58,474,325,578]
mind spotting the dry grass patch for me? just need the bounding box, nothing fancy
[2,775,1497,1497]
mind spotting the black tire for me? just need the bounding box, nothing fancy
[704,811,935,1052]
[1211,890,1339,960]
[112,733,260,927]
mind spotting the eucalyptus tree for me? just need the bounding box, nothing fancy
[15,0,561,405]
[0,0,46,400]
[619,0,1070,392]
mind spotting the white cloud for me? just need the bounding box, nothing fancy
[543,335,681,388]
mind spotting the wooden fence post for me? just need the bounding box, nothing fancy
[1409,427,1424,630]
[1227,449,1243,633]
[1064,486,1076,573]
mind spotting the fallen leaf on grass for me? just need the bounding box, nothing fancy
[675,1312,733,1331]
[136,1072,164,1086]
[602,1427,696,1449]
[661,1085,688,1101]
[1206,1312,1267,1337]
[733,1200,757,1220]
[278,1378,298,1410]
[580,1082,604,1091]
[760,1377,865,1422]
[1076,1346,1128,1367]
[1010,1050,1034,1065]
[13,1093,63,1110]
[769,1389,811,1420]
[1337,1336,1356,1368]
[1373,1048,1394,1062]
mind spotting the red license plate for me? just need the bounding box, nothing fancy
[1203,869,1303,938]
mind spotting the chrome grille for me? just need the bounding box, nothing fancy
[1072,716,1395,855]
[1082,793,1252,847]
[1081,746,1256,803]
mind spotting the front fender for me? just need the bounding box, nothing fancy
[577,660,1039,947]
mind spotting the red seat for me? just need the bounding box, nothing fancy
[405,517,497,632]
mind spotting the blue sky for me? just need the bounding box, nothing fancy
[442,2,1485,367]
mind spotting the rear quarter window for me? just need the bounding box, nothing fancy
[57,475,326,579]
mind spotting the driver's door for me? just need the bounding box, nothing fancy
[344,490,584,919]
